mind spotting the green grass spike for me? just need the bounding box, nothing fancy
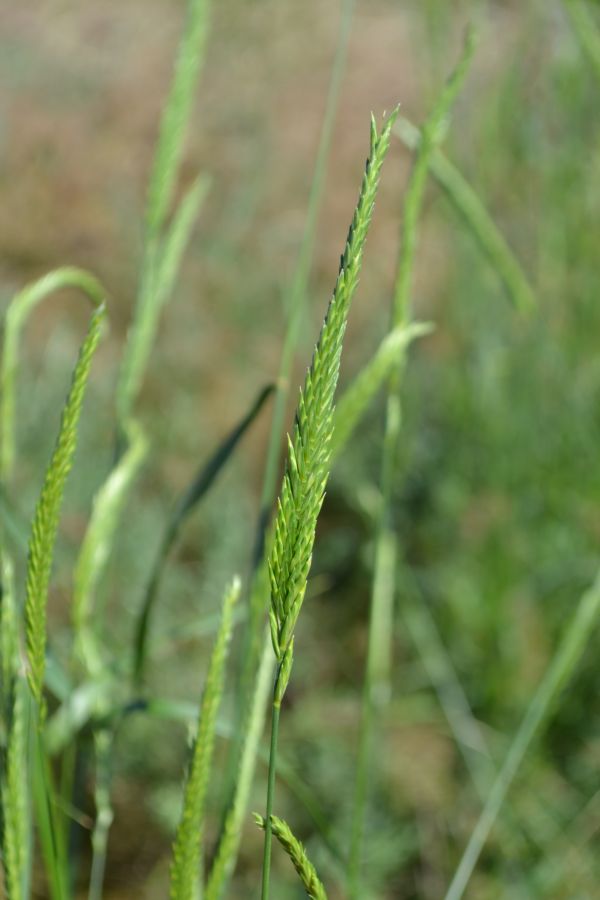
[170,576,241,900]
[25,303,106,707]
[268,108,399,680]
[254,814,328,900]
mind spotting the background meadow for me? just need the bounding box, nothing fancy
[1,0,599,897]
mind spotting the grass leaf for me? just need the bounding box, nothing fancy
[117,173,210,425]
[133,384,274,685]
[145,0,210,240]
[73,420,148,676]
[332,322,432,458]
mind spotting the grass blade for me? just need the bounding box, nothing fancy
[145,0,210,240]
[331,322,432,458]
[348,31,476,898]
[170,576,241,900]
[73,421,148,676]
[394,116,535,311]
[445,569,600,900]
[254,813,328,900]
[117,173,210,425]
[25,303,106,707]
[133,384,274,686]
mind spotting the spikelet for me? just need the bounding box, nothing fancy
[25,304,106,707]
[170,577,241,900]
[267,110,398,701]
[254,814,327,900]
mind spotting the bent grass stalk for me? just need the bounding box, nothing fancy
[261,109,398,900]
[170,576,241,900]
[445,568,600,900]
[1,268,106,482]
[348,30,477,898]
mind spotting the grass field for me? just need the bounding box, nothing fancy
[1,1,600,898]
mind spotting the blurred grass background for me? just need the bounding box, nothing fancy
[1,0,600,897]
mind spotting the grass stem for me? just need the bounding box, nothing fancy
[260,679,281,900]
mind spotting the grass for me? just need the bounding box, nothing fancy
[2,1,600,897]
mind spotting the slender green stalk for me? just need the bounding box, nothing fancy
[394,116,534,312]
[32,714,70,900]
[563,0,600,83]
[445,569,600,900]
[170,577,241,899]
[255,813,328,900]
[261,109,398,900]
[117,0,210,426]
[88,730,114,900]
[348,30,476,898]
[261,689,281,900]
[331,322,432,457]
[73,421,149,677]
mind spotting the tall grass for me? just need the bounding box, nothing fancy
[2,3,599,898]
